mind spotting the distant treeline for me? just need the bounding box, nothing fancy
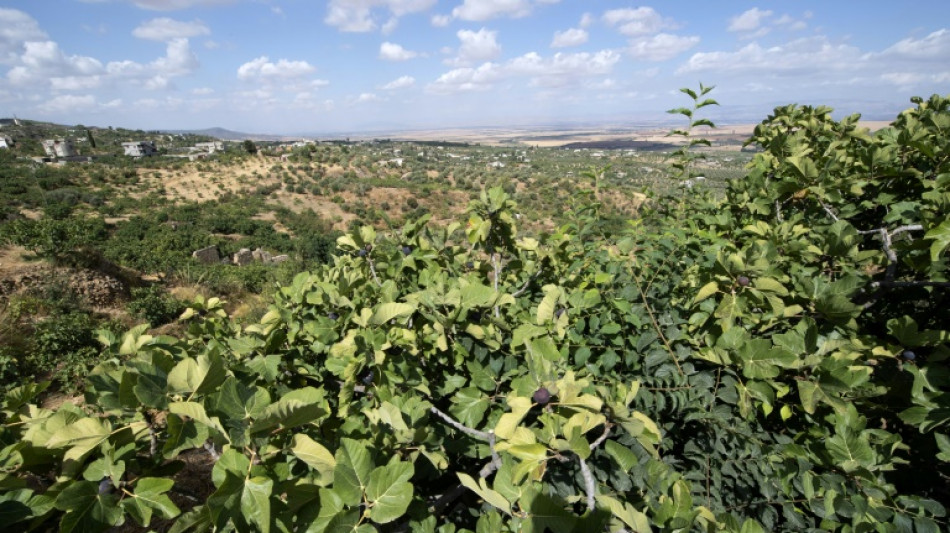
[559,140,680,151]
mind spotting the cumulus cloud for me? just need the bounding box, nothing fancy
[452,0,532,21]
[579,12,593,29]
[728,8,772,33]
[603,7,677,36]
[428,49,620,93]
[351,92,382,104]
[551,28,588,48]
[132,18,210,41]
[875,28,950,60]
[7,41,104,88]
[379,42,418,61]
[629,33,699,61]
[678,36,865,77]
[79,0,237,10]
[431,14,452,27]
[448,27,501,65]
[325,0,437,32]
[37,94,98,114]
[237,56,316,80]
[427,62,500,93]
[0,8,48,64]
[381,75,416,90]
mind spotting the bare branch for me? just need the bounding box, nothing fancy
[492,253,501,318]
[589,424,611,451]
[429,406,490,441]
[511,270,541,298]
[367,256,382,287]
[578,457,596,512]
[871,280,950,289]
[818,200,840,222]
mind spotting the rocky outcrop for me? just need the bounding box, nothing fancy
[233,248,254,266]
[0,266,128,307]
[192,246,220,264]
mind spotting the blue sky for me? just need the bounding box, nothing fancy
[1,1,948,134]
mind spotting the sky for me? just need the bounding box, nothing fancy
[0,1,948,135]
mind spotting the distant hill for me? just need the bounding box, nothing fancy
[159,127,292,142]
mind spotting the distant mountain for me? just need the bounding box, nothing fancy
[159,127,293,142]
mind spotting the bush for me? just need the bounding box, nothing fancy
[127,285,185,326]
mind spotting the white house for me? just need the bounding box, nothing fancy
[42,139,77,157]
[194,141,225,154]
[0,135,12,149]
[122,141,157,157]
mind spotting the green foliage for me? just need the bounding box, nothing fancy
[1,90,948,532]
[127,285,186,326]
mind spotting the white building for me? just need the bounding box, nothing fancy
[42,139,77,157]
[122,141,157,157]
[0,136,12,149]
[194,141,225,154]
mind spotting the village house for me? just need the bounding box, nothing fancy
[42,139,77,158]
[0,135,13,149]
[193,141,225,154]
[122,141,157,157]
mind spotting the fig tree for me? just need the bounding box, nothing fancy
[533,387,551,405]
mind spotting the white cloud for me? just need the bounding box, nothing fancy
[449,27,501,65]
[381,17,399,34]
[427,62,500,94]
[379,42,418,61]
[880,72,925,87]
[381,75,416,90]
[50,76,102,91]
[325,0,437,32]
[579,12,593,29]
[429,49,619,93]
[36,94,97,114]
[149,38,199,76]
[0,8,48,64]
[237,56,317,80]
[510,50,620,87]
[431,14,452,27]
[80,0,237,10]
[7,41,104,87]
[191,87,214,95]
[603,7,677,36]
[452,0,532,21]
[551,28,588,48]
[678,36,864,76]
[628,33,699,61]
[728,8,773,33]
[132,18,210,41]
[351,92,382,104]
[876,28,950,60]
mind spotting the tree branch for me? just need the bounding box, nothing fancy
[578,457,596,513]
[429,406,491,441]
[366,256,382,287]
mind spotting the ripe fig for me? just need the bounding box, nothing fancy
[737,276,750,287]
[98,478,113,495]
[465,261,475,269]
[533,387,551,405]
[554,308,565,318]
[361,370,374,385]
[902,350,916,361]
[402,245,413,256]
[327,312,338,320]
[357,249,367,257]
